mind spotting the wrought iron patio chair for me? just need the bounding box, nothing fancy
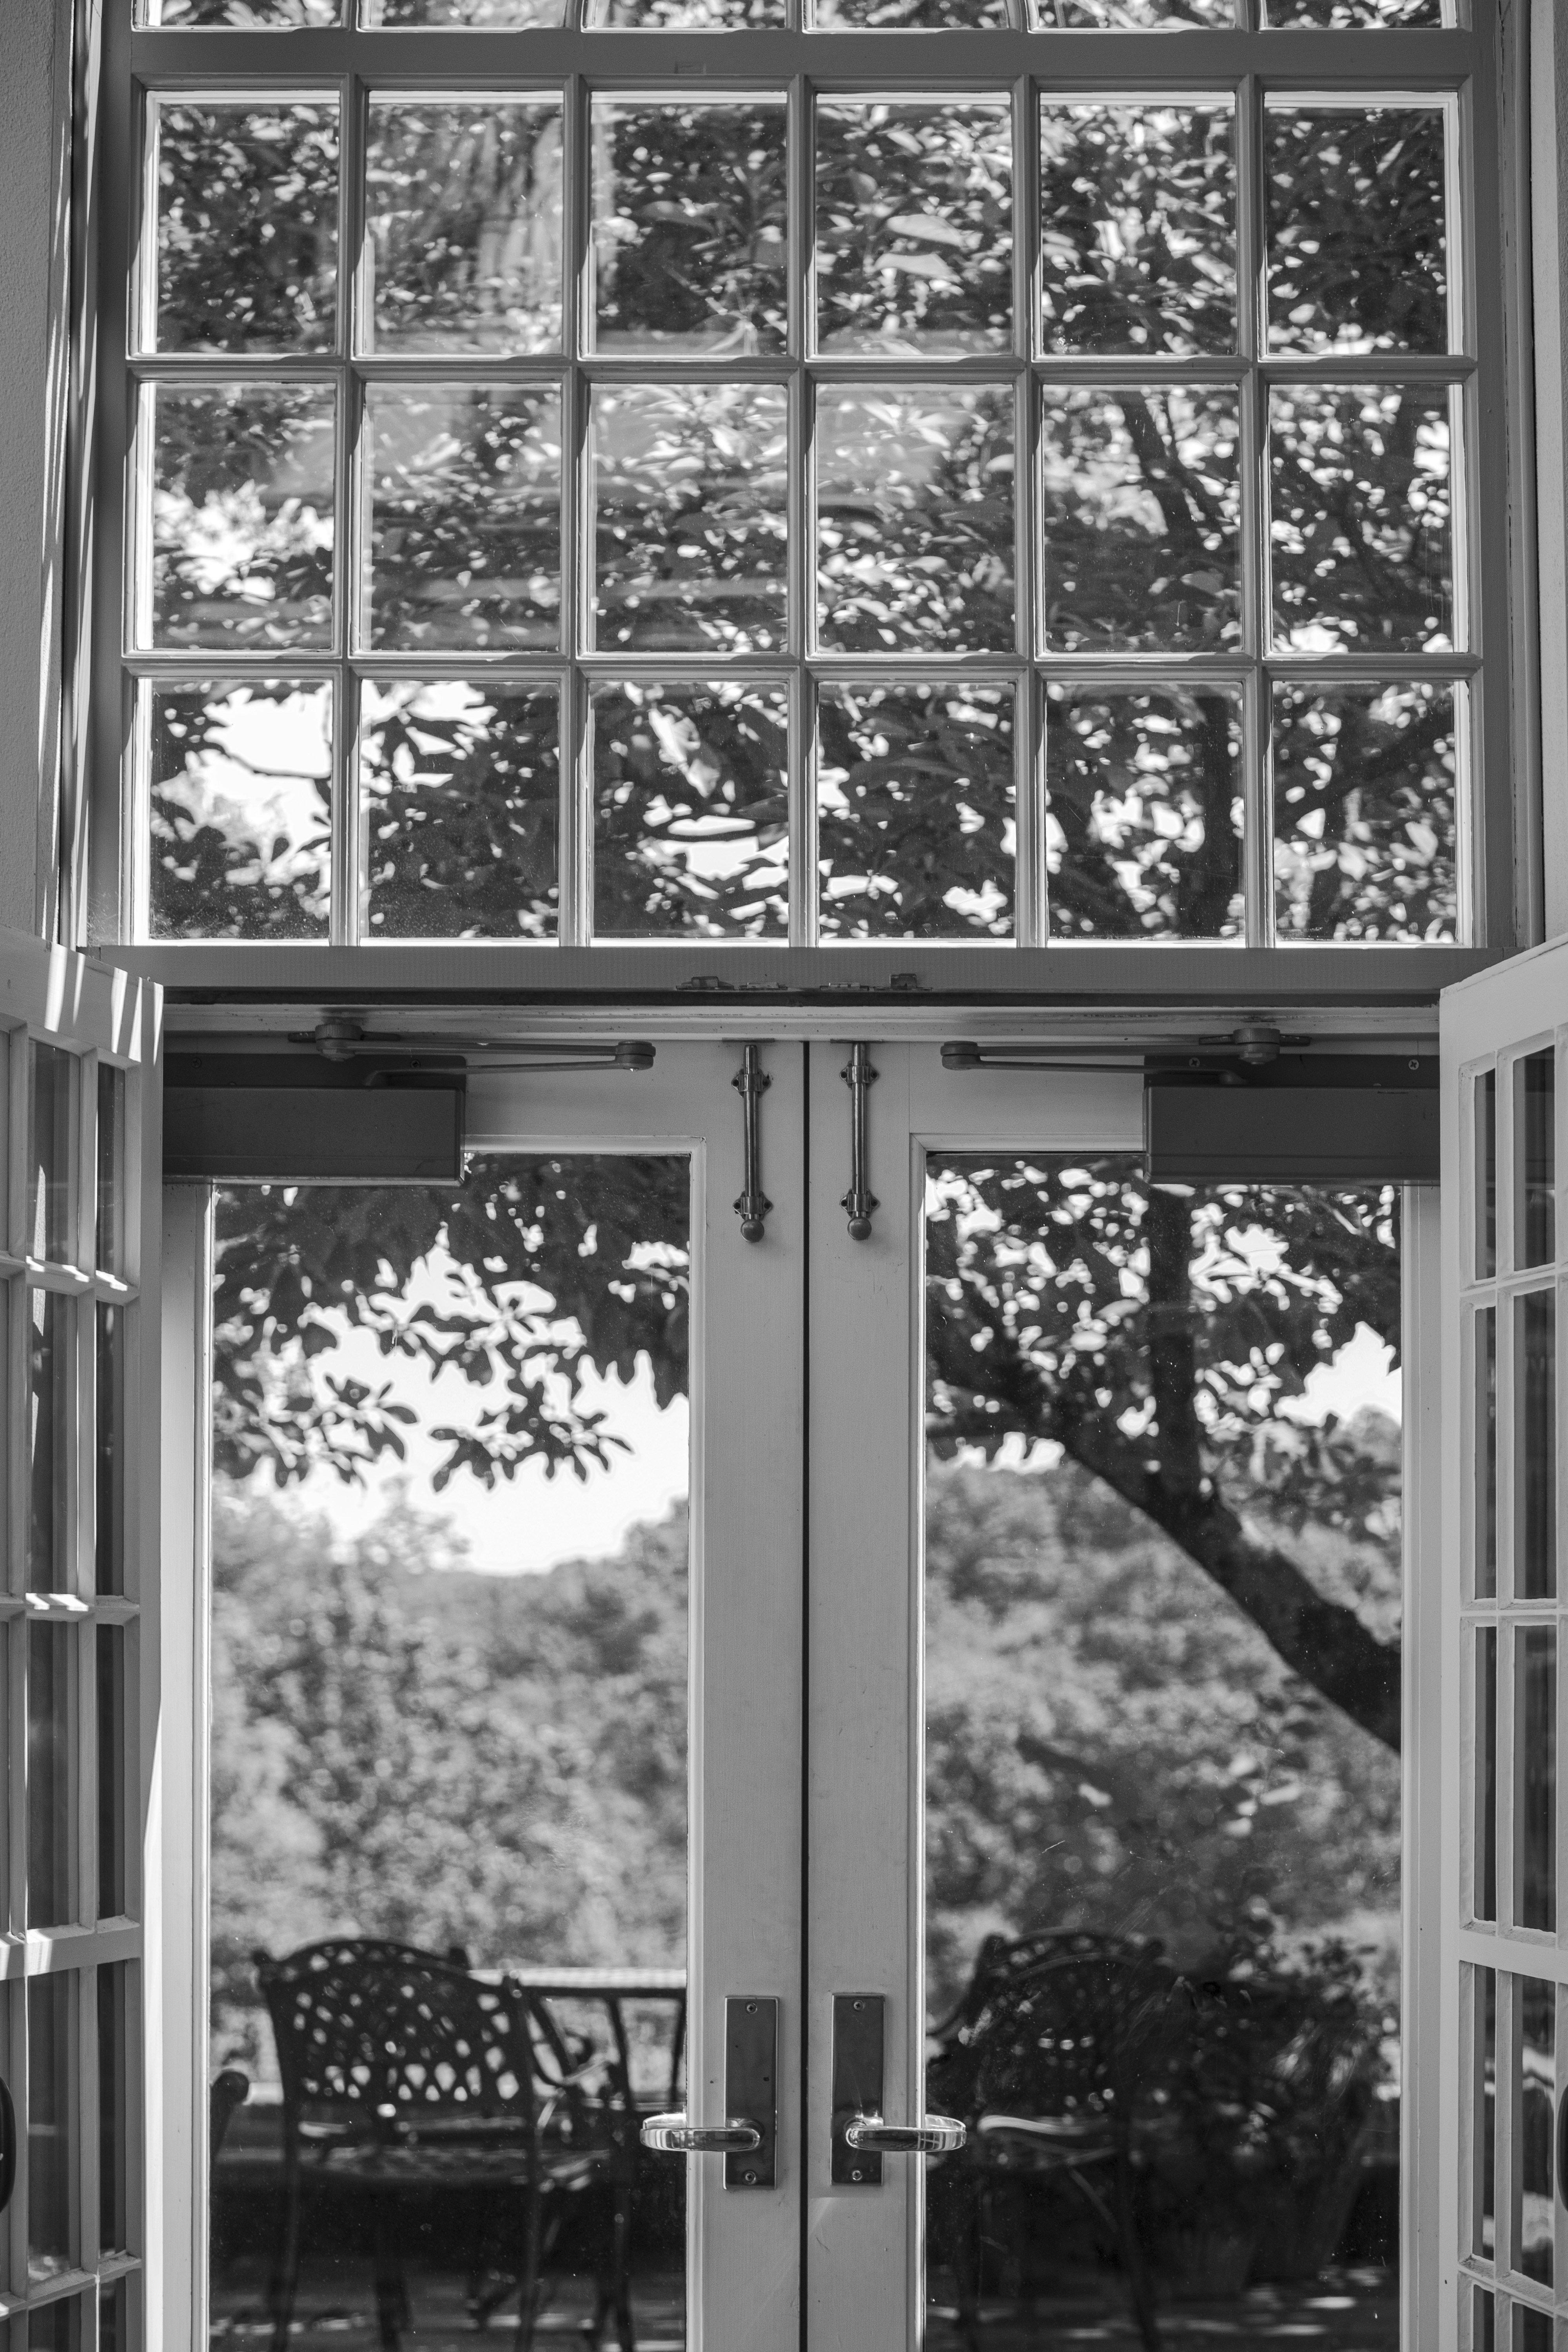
[928,1938,1182,2352]
[255,1937,635,2352]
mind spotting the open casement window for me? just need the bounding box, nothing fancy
[1441,947,1568,2352]
[0,930,160,2352]
[91,0,1518,998]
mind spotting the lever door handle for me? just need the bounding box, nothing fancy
[640,1996,778,2188]
[843,2112,966,2156]
[641,2115,762,2154]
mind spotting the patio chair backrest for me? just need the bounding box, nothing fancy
[256,1938,540,2137]
[931,1945,1181,2135]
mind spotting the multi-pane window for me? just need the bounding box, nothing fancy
[1,998,145,2351]
[107,0,1498,950]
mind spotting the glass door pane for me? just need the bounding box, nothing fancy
[201,1045,804,2352]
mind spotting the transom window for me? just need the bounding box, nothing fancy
[98,0,1504,955]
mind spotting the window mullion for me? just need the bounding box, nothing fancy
[562,68,590,945]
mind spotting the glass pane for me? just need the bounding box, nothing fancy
[27,1974,73,2281]
[361,0,566,19]
[29,1044,75,1264]
[594,0,784,20]
[594,101,786,352]
[209,1163,691,2345]
[816,385,1013,653]
[1475,2285,1496,2352]
[1477,1627,1497,1919]
[1519,1290,1557,1600]
[1272,680,1458,942]
[95,1065,124,1279]
[360,680,558,941]
[152,100,337,353]
[1034,0,1234,16]
[148,680,332,940]
[924,1164,1403,2348]
[1267,0,1439,18]
[26,2300,81,2352]
[1479,1964,1497,2258]
[151,0,340,19]
[592,679,788,938]
[148,383,335,650]
[1516,1051,1556,1271]
[1479,1069,1498,1276]
[368,385,562,650]
[816,0,1005,21]
[1045,683,1243,940]
[1476,1306,1497,1601]
[365,99,563,354]
[1038,102,1235,356]
[97,1628,127,1920]
[28,1624,75,1927]
[98,2280,130,2352]
[1269,387,1453,652]
[29,1292,71,1592]
[1268,107,1449,354]
[1042,387,1240,650]
[590,384,787,652]
[1519,1978,1555,2285]
[96,1306,125,1598]
[815,102,1011,354]
[1515,2307,1553,2352]
[98,1965,129,2256]
[817,682,1013,940]
[1519,1629,1557,1931]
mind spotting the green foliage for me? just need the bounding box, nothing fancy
[156,102,337,350]
[597,103,787,349]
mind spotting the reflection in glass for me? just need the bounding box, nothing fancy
[1268,107,1448,354]
[1272,680,1457,942]
[209,1165,691,2343]
[96,1307,125,1597]
[147,680,331,940]
[368,386,561,650]
[1270,387,1453,652]
[29,1624,75,1928]
[99,2280,130,2352]
[1518,1979,1554,2285]
[1042,388,1240,650]
[594,102,785,352]
[362,0,566,19]
[816,386,1013,652]
[1520,1630,1557,1932]
[1515,2304,1553,2352]
[591,385,787,652]
[98,1627,127,1919]
[593,0,784,20]
[1475,1307,1497,1602]
[1479,1965,1497,2258]
[1477,1628,1497,1920]
[366,100,562,353]
[1515,1050,1555,1270]
[96,1063,125,1278]
[30,1291,71,1590]
[26,2297,81,2352]
[27,1974,73,2282]
[816,103,1011,352]
[1478,1069,1497,1277]
[30,1042,74,1263]
[100,1965,131,2257]
[1518,1290,1556,1600]
[1046,685,1243,940]
[924,1163,1402,2347]
[153,101,337,352]
[149,384,334,649]
[1034,0,1233,16]
[1266,0,1439,18]
[1039,102,1235,355]
[818,683,1013,939]
[592,679,788,938]
[151,0,340,18]
[360,681,558,940]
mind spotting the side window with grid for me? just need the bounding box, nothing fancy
[108,0,1497,955]
[1,957,148,2352]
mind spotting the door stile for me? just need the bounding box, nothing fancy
[1405,1182,1444,2350]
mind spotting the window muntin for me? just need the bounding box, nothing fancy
[111,6,1491,952]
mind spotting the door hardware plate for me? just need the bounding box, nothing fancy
[725,1996,778,2189]
[831,1992,885,2185]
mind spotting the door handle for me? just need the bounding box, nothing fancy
[0,2070,15,2214]
[639,1995,778,2189]
[831,1993,966,2184]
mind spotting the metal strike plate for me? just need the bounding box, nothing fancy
[831,1993,885,2186]
[725,1997,778,2189]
